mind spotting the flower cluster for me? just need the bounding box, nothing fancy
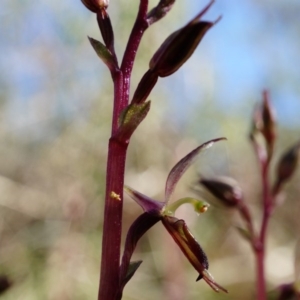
[120,138,228,295]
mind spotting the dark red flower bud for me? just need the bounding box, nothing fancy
[261,91,276,146]
[274,141,300,194]
[200,176,243,207]
[149,1,218,77]
[250,91,276,160]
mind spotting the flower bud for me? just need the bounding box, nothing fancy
[149,1,217,77]
[81,0,109,13]
[97,8,115,53]
[200,176,243,207]
[274,141,300,192]
[261,91,276,146]
[250,91,276,160]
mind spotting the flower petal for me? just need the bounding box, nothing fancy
[162,216,227,293]
[124,185,165,215]
[165,138,226,204]
[162,216,208,271]
[118,212,161,297]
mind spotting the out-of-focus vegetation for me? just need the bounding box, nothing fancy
[0,0,300,299]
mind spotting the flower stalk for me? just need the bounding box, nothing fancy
[80,1,221,298]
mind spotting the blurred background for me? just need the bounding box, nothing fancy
[1,0,300,299]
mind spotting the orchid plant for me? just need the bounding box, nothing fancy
[199,92,300,300]
[80,0,227,299]
[121,138,228,298]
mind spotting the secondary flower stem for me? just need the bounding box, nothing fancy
[255,161,273,300]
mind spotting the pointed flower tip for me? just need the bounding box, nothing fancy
[149,1,220,78]
[192,0,215,22]
[198,270,228,293]
[165,137,226,204]
[163,215,227,293]
[275,141,300,189]
[124,185,165,215]
[214,15,223,25]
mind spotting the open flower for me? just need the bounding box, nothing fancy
[118,138,227,296]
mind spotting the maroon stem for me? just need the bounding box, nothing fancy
[98,71,128,300]
[255,247,266,300]
[98,2,149,299]
[254,161,273,300]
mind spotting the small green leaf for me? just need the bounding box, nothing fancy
[115,101,151,141]
[88,36,117,71]
[235,226,252,242]
[122,260,143,287]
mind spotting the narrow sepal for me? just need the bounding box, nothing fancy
[131,70,158,104]
[97,9,116,56]
[261,91,276,149]
[162,216,208,272]
[162,216,227,292]
[114,101,151,141]
[165,138,226,204]
[149,1,217,77]
[124,185,165,215]
[250,91,276,160]
[147,0,176,26]
[196,269,228,293]
[88,37,118,71]
[118,213,161,297]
